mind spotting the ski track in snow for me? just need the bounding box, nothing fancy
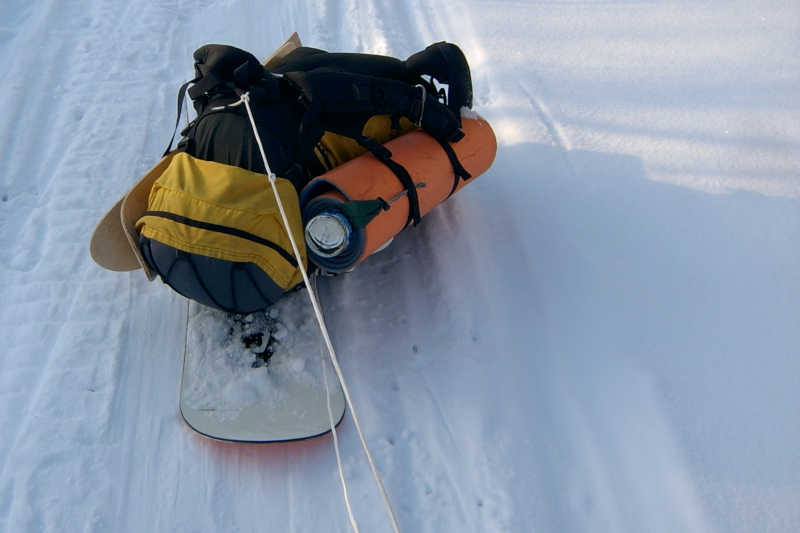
[2,0,800,532]
[0,0,190,530]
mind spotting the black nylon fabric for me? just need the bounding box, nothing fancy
[187,103,306,190]
[275,47,464,150]
[272,49,411,80]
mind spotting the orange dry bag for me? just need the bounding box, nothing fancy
[300,116,497,272]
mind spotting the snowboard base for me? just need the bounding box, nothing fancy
[179,292,346,443]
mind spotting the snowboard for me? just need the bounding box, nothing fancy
[179,289,346,443]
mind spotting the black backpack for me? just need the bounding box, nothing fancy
[167,43,469,186]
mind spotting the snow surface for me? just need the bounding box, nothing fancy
[2,0,800,532]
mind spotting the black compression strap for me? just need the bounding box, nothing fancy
[357,136,422,227]
[434,137,472,197]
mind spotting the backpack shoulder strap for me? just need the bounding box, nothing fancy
[163,77,199,156]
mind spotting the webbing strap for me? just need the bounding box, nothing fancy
[163,77,199,157]
[434,137,472,197]
[357,136,422,227]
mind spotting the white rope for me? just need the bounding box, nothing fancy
[315,272,359,532]
[239,92,401,533]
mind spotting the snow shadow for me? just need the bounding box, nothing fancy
[322,141,800,532]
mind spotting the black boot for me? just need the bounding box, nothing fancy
[405,42,473,115]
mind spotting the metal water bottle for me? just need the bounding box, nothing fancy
[304,211,353,258]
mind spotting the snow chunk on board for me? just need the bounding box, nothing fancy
[180,289,345,442]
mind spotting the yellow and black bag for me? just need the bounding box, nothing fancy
[136,152,306,312]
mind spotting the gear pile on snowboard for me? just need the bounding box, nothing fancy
[88,33,495,444]
[180,289,345,442]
